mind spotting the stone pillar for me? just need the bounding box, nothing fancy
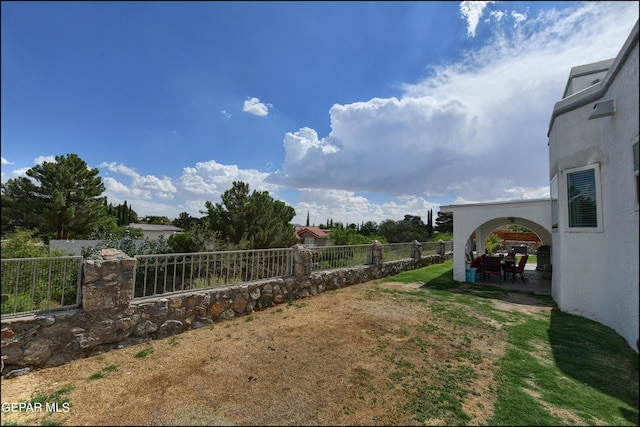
[367,240,384,266]
[82,248,136,314]
[410,240,422,260]
[438,240,446,259]
[292,244,312,279]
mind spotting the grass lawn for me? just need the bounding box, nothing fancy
[384,260,639,426]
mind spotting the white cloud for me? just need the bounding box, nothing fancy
[1,157,14,165]
[103,177,131,195]
[11,3,633,227]
[487,10,505,24]
[270,2,638,206]
[100,159,281,218]
[100,162,176,194]
[176,159,277,201]
[242,97,270,116]
[459,1,495,37]
[99,162,178,216]
[34,155,56,165]
[511,10,527,28]
[291,188,440,226]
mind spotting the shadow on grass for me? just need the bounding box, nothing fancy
[418,269,556,308]
[415,268,639,425]
[548,309,639,424]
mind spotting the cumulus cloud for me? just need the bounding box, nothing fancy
[290,188,440,226]
[1,157,14,165]
[242,97,270,116]
[270,2,637,205]
[100,158,281,218]
[99,161,177,214]
[176,159,277,198]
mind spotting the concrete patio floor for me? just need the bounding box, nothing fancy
[474,264,552,295]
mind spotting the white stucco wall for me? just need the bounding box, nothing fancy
[548,23,639,351]
[440,199,552,283]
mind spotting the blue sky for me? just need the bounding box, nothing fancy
[2,1,638,226]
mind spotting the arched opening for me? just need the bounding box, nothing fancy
[466,217,550,258]
[439,199,552,283]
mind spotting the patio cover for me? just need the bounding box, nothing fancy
[440,199,552,282]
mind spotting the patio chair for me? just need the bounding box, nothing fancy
[480,256,502,282]
[503,255,528,283]
[471,254,485,269]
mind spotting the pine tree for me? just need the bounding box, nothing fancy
[204,181,298,249]
[3,154,113,239]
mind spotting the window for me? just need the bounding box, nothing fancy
[566,164,601,230]
[550,174,558,229]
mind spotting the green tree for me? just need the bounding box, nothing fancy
[435,211,453,233]
[359,221,379,236]
[2,229,51,258]
[172,212,196,231]
[329,227,373,245]
[377,216,428,243]
[2,154,114,240]
[187,221,220,252]
[2,179,34,235]
[203,181,298,249]
[167,233,197,253]
[143,215,172,225]
[427,209,434,237]
[107,201,139,227]
[485,233,502,254]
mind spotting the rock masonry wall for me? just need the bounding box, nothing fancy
[1,243,451,378]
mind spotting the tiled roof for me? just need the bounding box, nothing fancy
[295,226,329,239]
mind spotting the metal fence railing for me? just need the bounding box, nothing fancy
[1,256,83,318]
[381,242,413,262]
[0,240,454,314]
[420,241,442,255]
[133,248,294,299]
[309,244,371,272]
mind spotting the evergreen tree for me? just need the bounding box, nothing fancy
[203,181,297,249]
[427,209,434,237]
[107,201,138,227]
[173,212,195,230]
[435,211,454,233]
[2,154,114,239]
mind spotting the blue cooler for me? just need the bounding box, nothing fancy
[466,268,477,283]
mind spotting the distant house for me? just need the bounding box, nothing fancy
[128,223,184,240]
[295,226,332,247]
[547,20,638,351]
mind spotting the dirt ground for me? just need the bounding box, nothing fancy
[0,279,552,426]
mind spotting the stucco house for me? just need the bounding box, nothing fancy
[442,20,638,352]
[547,20,638,351]
[295,226,332,247]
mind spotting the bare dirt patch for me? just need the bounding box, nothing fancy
[1,280,553,426]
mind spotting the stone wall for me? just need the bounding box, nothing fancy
[1,244,452,378]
